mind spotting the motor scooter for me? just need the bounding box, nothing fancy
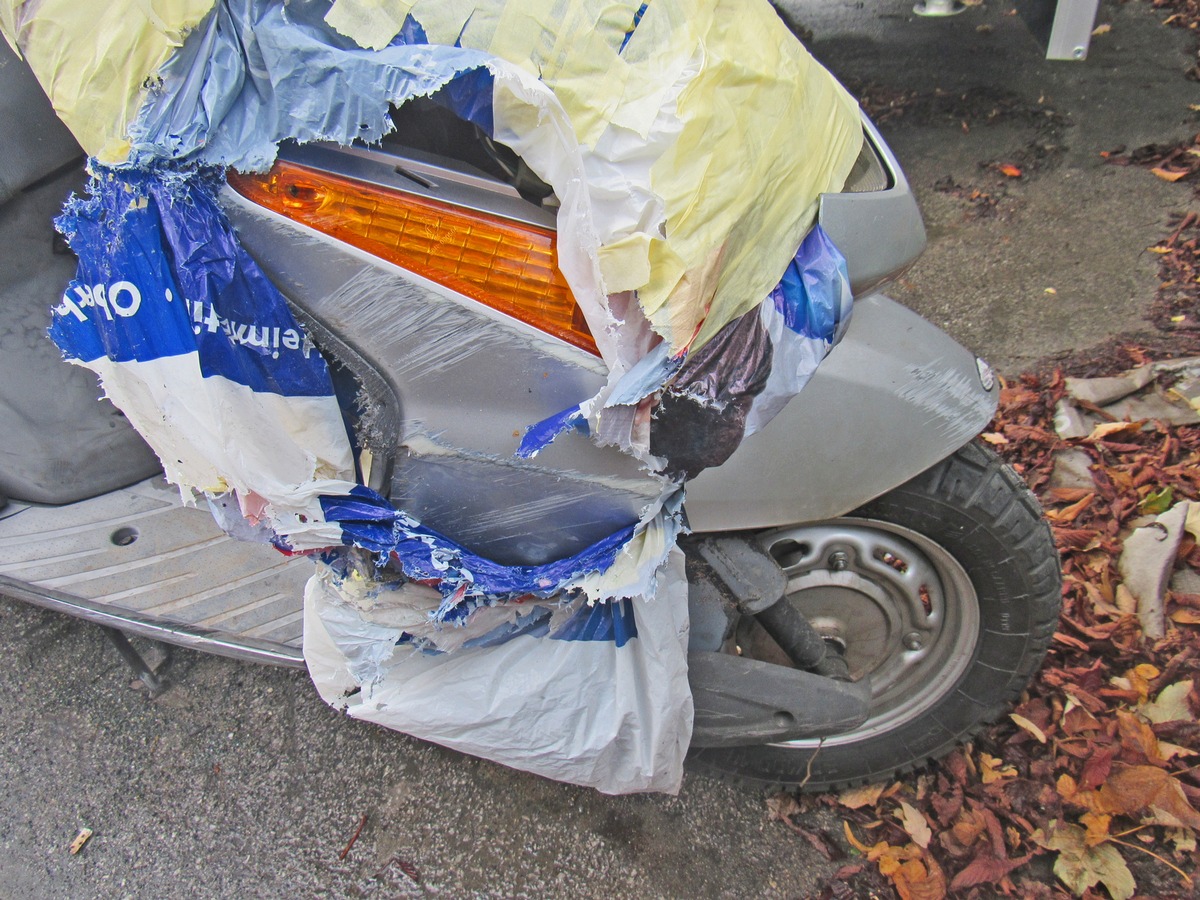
[0,37,1060,792]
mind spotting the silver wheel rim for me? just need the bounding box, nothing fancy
[757,518,980,748]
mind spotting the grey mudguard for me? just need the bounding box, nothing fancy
[684,293,999,532]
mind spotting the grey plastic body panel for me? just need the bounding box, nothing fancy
[222,191,662,566]
[684,293,998,531]
[820,117,927,297]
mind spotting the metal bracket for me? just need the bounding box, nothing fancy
[688,652,871,747]
[1015,0,1101,61]
[99,626,171,697]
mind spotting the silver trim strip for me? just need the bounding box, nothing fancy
[0,574,306,668]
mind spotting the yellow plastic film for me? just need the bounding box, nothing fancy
[641,0,862,349]
[324,0,415,51]
[0,0,216,163]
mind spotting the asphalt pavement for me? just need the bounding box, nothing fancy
[2,1,1198,897]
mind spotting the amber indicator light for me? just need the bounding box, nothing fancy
[227,161,598,355]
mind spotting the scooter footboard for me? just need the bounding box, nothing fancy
[684,293,998,531]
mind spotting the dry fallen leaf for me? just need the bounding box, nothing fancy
[844,820,873,854]
[1009,712,1048,743]
[998,164,1022,178]
[896,800,933,849]
[1151,166,1189,183]
[1168,827,1197,853]
[1080,764,1200,830]
[979,752,1017,784]
[69,828,93,855]
[1046,493,1094,525]
[838,783,886,810]
[1139,680,1195,724]
[1115,709,1166,765]
[1035,820,1136,900]
[1080,811,1112,847]
[1088,421,1144,441]
[875,842,948,900]
[1159,740,1198,760]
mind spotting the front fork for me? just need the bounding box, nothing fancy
[683,534,868,748]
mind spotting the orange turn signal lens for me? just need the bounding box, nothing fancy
[227,161,598,355]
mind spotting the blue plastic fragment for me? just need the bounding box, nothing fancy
[50,166,336,398]
[551,597,638,647]
[516,404,588,458]
[768,224,851,341]
[619,2,650,54]
[320,485,638,605]
[462,608,554,649]
[431,67,496,136]
[128,0,505,171]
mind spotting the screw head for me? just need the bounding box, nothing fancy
[829,551,849,571]
[903,631,924,651]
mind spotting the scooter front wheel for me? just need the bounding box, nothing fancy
[688,442,1062,791]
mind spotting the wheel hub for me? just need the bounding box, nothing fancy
[759,518,980,746]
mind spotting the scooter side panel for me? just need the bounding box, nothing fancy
[224,191,663,566]
[684,293,999,531]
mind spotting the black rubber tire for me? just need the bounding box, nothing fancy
[688,442,1062,791]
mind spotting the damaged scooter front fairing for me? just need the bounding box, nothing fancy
[0,10,1060,794]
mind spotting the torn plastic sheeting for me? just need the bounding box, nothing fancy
[515,404,589,460]
[16,0,863,474]
[45,159,686,612]
[8,0,861,363]
[522,224,853,477]
[119,0,628,372]
[743,222,854,436]
[649,306,774,481]
[648,224,854,480]
[18,0,863,794]
[49,166,357,549]
[304,548,692,794]
[319,483,683,608]
[325,0,863,352]
[319,548,641,655]
[47,156,685,627]
[126,2,498,171]
[515,341,678,460]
